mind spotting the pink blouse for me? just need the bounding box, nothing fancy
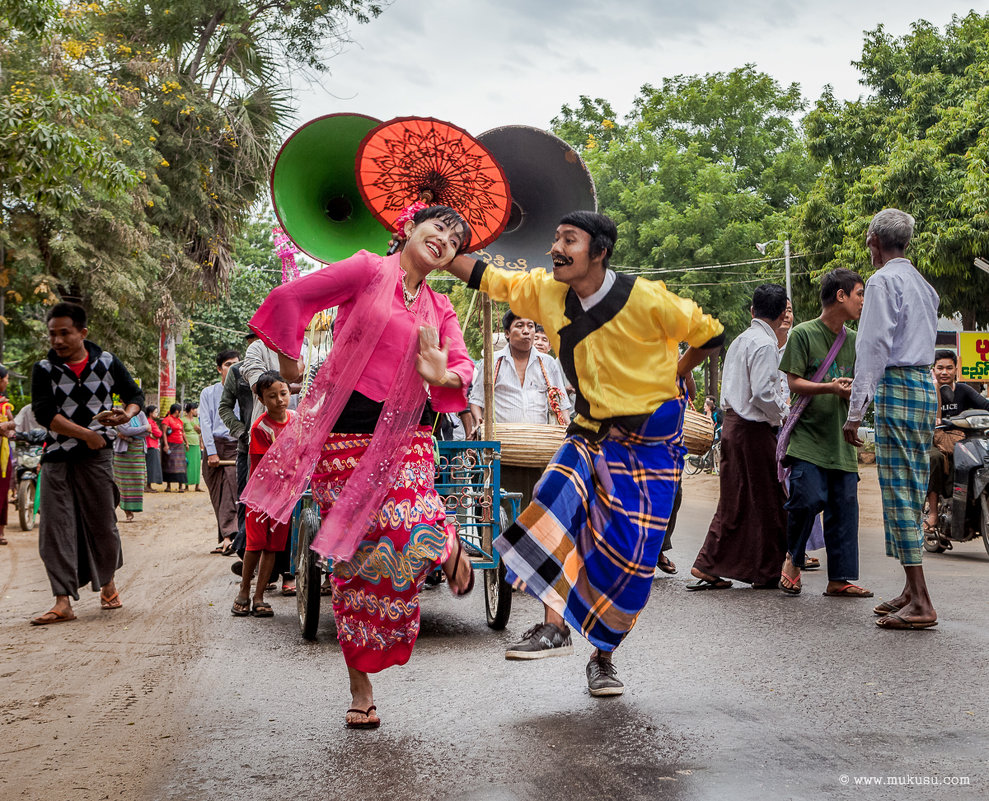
[249,250,472,412]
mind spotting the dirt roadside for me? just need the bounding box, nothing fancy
[0,488,231,801]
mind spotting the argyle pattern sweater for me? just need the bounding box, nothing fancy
[31,340,144,463]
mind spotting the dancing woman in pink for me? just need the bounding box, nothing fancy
[244,206,476,729]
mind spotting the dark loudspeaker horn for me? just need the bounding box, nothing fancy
[475,126,596,270]
[270,113,388,264]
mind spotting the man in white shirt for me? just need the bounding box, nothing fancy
[690,284,790,590]
[199,349,240,555]
[469,311,571,506]
[469,311,571,427]
[843,208,940,630]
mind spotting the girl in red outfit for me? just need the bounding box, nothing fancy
[232,372,294,618]
[160,403,187,491]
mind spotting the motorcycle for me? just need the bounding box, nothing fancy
[13,429,46,532]
[923,409,989,557]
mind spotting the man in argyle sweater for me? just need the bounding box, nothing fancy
[30,303,144,625]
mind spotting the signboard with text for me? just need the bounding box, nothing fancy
[958,331,989,382]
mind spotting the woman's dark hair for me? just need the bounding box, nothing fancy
[145,404,158,417]
[820,268,864,306]
[559,211,618,268]
[46,301,87,330]
[411,205,472,254]
[254,370,287,399]
[0,364,7,379]
[184,402,198,413]
[168,403,181,416]
[751,284,788,321]
[934,349,957,365]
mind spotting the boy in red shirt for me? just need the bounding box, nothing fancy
[232,371,294,617]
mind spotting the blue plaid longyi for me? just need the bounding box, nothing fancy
[873,366,937,567]
[495,397,685,652]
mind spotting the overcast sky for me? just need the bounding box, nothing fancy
[288,0,989,135]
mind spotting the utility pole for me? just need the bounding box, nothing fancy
[784,237,791,303]
[756,237,793,309]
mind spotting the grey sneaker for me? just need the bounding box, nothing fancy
[586,655,624,696]
[505,623,573,660]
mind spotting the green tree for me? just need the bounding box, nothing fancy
[553,67,818,393]
[0,0,382,382]
[176,216,279,398]
[0,0,147,371]
[796,12,989,327]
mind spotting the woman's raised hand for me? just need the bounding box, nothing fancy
[415,325,450,386]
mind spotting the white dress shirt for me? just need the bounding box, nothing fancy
[848,258,939,421]
[198,382,235,456]
[720,318,788,426]
[578,268,617,310]
[469,344,572,424]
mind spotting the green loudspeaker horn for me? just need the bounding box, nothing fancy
[270,113,388,264]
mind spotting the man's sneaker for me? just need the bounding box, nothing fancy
[505,623,573,660]
[586,655,624,696]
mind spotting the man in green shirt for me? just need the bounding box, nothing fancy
[778,268,872,597]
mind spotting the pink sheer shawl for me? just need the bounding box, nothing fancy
[241,253,440,562]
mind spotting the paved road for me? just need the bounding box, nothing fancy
[1,468,986,801]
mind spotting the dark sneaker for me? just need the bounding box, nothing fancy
[505,623,573,660]
[586,656,624,697]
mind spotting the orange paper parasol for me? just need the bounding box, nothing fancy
[355,116,511,252]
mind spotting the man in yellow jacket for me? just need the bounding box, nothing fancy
[448,211,723,696]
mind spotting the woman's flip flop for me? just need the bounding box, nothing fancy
[345,705,380,730]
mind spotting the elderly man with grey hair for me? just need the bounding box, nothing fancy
[842,208,939,630]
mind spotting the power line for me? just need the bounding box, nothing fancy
[189,320,248,336]
[615,250,829,276]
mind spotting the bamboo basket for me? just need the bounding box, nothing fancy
[496,423,567,468]
[683,408,715,455]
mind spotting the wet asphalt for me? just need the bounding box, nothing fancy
[150,476,988,801]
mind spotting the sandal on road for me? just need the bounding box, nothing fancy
[345,705,380,730]
[656,554,677,575]
[30,609,77,626]
[281,582,296,596]
[685,577,732,591]
[823,583,874,598]
[100,590,123,610]
[873,601,902,616]
[210,544,225,554]
[231,596,250,617]
[778,571,801,595]
[803,555,821,570]
[251,601,274,617]
[875,613,937,630]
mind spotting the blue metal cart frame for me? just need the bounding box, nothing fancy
[290,440,518,640]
